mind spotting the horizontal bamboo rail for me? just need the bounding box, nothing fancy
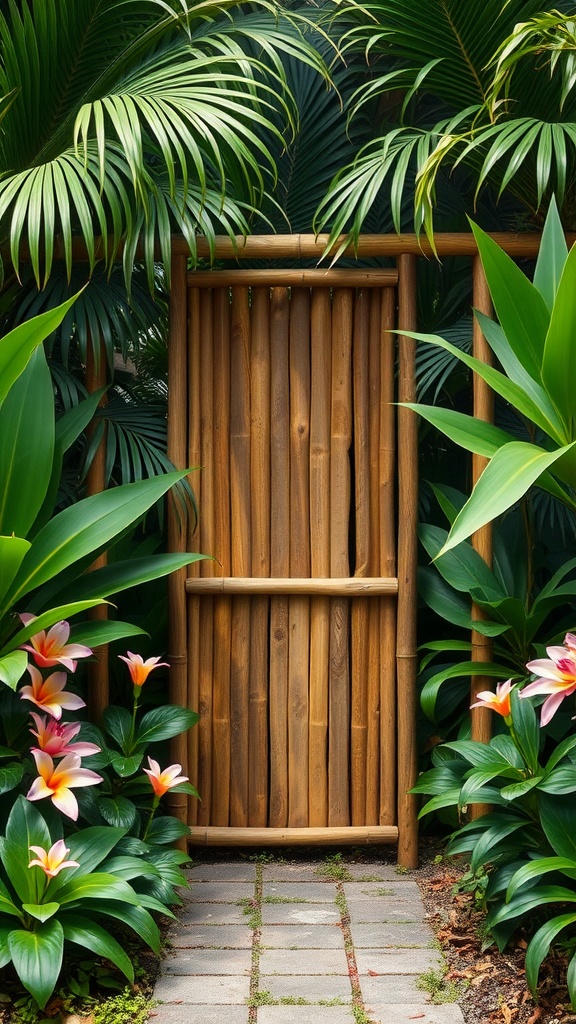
[186,576,398,595]
[188,825,398,846]
[187,269,398,287]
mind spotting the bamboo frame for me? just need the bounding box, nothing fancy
[188,825,398,846]
[187,269,397,288]
[187,286,201,827]
[186,577,397,594]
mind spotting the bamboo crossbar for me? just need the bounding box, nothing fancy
[186,577,398,595]
[187,826,398,846]
[187,269,398,287]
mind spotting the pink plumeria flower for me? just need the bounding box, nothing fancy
[26,750,102,820]
[520,643,576,726]
[28,840,79,878]
[29,713,100,758]
[20,614,92,672]
[19,664,85,720]
[118,652,169,687]
[143,757,188,798]
[470,680,514,718]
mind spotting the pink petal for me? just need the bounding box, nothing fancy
[56,692,86,712]
[541,691,569,726]
[146,757,161,776]
[28,845,47,859]
[26,778,53,802]
[51,788,79,820]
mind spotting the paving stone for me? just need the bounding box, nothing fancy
[347,900,427,925]
[178,902,247,925]
[350,922,435,947]
[261,904,341,926]
[260,924,344,948]
[263,881,338,902]
[259,948,349,975]
[262,863,328,882]
[258,1006,354,1023]
[162,948,252,975]
[153,974,251,1004]
[148,1005,249,1023]
[359,975,425,1004]
[186,862,256,882]
[259,975,353,1002]
[364,1004,465,1024]
[168,923,253,948]
[343,880,422,900]
[189,881,255,901]
[355,949,443,975]
[335,863,406,882]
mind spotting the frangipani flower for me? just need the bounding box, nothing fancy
[19,665,85,720]
[20,614,92,671]
[119,652,169,687]
[143,757,188,798]
[26,750,102,820]
[29,713,100,758]
[521,643,576,726]
[28,840,79,878]
[470,680,514,718]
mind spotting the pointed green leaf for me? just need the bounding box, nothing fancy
[61,914,134,982]
[526,914,576,998]
[68,620,147,648]
[0,295,78,406]
[8,919,63,1008]
[541,243,576,431]
[1,600,106,657]
[534,195,568,311]
[136,706,199,748]
[0,650,27,690]
[21,902,60,923]
[0,537,31,608]
[540,792,576,859]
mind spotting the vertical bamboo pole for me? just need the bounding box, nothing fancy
[167,254,189,828]
[379,288,397,826]
[249,287,271,826]
[469,257,494,819]
[288,288,311,828]
[351,289,370,826]
[85,335,109,723]
[187,286,201,826]
[396,254,419,868]
[365,289,383,825]
[269,287,290,827]
[211,288,232,825]
[329,288,353,827]
[309,288,331,827]
[230,286,252,827]
[197,289,215,826]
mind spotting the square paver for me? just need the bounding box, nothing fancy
[259,976,353,1003]
[258,1007,354,1023]
[350,922,434,947]
[262,863,327,882]
[148,1004,250,1023]
[178,902,248,926]
[261,904,341,926]
[153,974,251,1004]
[259,948,349,975]
[168,923,253,949]
[186,863,257,882]
[335,863,402,882]
[260,924,344,949]
[162,948,252,975]
[355,949,443,976]
[364,1004,465,1024]
[190,881,255,901]
[347,901,427,925]
[360,975,425,1004]
[263,882,337,902]
[343,881,422,900]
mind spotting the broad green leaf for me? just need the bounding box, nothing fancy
[54,872,140,906]
[0,536,31,606]
[85,898,160,952]
[0,650,27,690]
[0,295,78,406]
[421,661,514,720]
[471,219,550,382]
[470,819,528,872]
[107,754,144,779]
[44,827,126,898]
[2,470,189,610]
[136,705,200,748]
[55,387,108,454]
[533,195,568,311]
[1,600,105,657]
[0,348,54,537]
[540,792,576,859]
[442,740,516,768]
[402,403,512,458]
[507,857,576,900]
[98,797,139,830]
[526,914,576,999]
[419,523,504,600]
[509,686,540,774]
[541,242,576,432]
[500,776,543,800]
[61,914,134,982]
[538,765,576,794]
[145,816,191,845]
[442,441,576,556]
[8,919,64,1008]
[0,762,24,794]
[492,886,576,925]
[62,553,207,602]
[418,789,464,817]
[69,620,147,648]
[99,856,159,881]
[544,733,576,773]
[21,902,60,923]
[3,798,51,904]
[101,706,133,755]
[0,876,21,917]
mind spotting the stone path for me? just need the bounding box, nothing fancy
[149,859,465,1024]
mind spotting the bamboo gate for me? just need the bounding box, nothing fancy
[160,231,552,869]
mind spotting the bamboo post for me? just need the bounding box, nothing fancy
[229,286,252,827]
[196,289,215,826]
[396,254,419,868]
[166,254,189,828]
[351,289,370,826]
[187,286,201,826]
[211,288,232,826]
[85,334,109,723]
[309,288,331,827]
[379,288,397,826]
[249,287,271,826]
[469,257,494,818]
[288,288,311,828]
[365,289,382,824]
[269,287,290,827]
[329,289,353,827]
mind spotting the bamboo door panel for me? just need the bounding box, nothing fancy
[185,271,398,835]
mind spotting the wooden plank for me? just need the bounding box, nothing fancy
[229,286,252,827]
[329,288,353,827]
[188,825,398,846]
[249,287,271,826]
[288,288,311,828]
[366,288,383,825]
[269,287,291,827]
[187,286,202,826]
[309,288,331,827]
[186,577,398,595]
[188,269,398,287]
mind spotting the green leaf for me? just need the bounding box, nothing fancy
[21,902,60,923]
[98,796,138,828]
[421,661,514,720]
[419,523,504,600]
[146,816,191,845]
[101,706,133,755]
[0,876,21,918]
[0,537,31,608]
[540,792,576,859]
[538,765,576,794]
[0,762,24,794]
[55,387,108,454]
[136,705,199,748]
[541,242,576,432]
[1,601,106,657]
[61,914,134,982]
[8,919,63,1009]
[3,798,51,904]
[507,857,576,900]
[84,899,160,953]
[533,194,568,311]
[0,296,78,406]
[44,827,126,898]
[69,620,147,648]
[54,873,140,906]
[509,686,540,774]
[404,403,513,458]
[526,914,576,999]
[62,553,206,602]
[108,753,144,779]
[0,650,27,690]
